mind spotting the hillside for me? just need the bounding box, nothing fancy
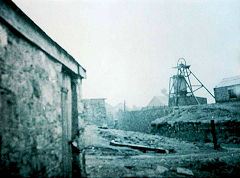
[151,102,240,144]
[152,102,240,125]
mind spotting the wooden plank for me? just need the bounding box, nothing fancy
[110,140,174,153]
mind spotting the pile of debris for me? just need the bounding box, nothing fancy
[151,103,240,144]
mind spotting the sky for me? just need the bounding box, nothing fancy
[13,0,240,107]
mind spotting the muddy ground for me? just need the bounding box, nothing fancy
[82,125,240,177]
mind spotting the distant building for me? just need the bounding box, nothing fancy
[214,76,240,103]
[147,96,168,107]
[82,98,107,126]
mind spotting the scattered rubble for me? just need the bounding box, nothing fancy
[151,103,240,144]
[96,125,200,154]
[176,167,194,176]
[152,103,240,125]
[83,124,240,177]
[156,166,169,174]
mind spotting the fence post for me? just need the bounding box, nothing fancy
[81,150,87,177]
[0,135,2,164]
[211,120,219,150]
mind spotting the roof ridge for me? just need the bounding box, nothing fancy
[215,75,240,88]
[222,75,240,80]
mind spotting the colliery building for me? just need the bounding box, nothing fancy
[82,98,107,126]
[214,75,240,103]
[0,0,86,177]
[168,58,209,107]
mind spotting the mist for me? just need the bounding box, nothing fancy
[13,0,240,107]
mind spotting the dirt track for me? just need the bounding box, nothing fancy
[86,150,240,177]
[82,125,240,177]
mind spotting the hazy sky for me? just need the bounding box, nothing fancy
[13,0,240,107]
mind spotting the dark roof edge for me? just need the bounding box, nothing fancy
[82,98,107,101]
[214,83,240,89]
[0,0,86,79]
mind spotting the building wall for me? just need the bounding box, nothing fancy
[169,96,207,106]
[214,85,240,103]
[82,99,107,126]
[0,9,85,178]
[117,106,173,133]
[151,121,240,144]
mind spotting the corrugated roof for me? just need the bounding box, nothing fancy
[215,75,240,88]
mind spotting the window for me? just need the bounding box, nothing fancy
[228,89,237,98]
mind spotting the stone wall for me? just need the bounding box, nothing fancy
[214,85,240,103]
[151,103,240,144]
[0,20,63,176]
[0,1,86,176]
[214,87,229,103]
[151,120,240,144]
[117,106,173,133]
[82,99,107,126]
[169,96,207,106]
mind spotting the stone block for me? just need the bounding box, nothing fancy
[176,167,194,176]
[156,165,169,174]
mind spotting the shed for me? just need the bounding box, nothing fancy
[214,76,240,103]
[0,0,86,177]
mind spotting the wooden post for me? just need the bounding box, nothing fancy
[124,100,126,112]
[211,120,219,150]
[0,135,2,164]
[77,149,87,178]
[71,79,82,178]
